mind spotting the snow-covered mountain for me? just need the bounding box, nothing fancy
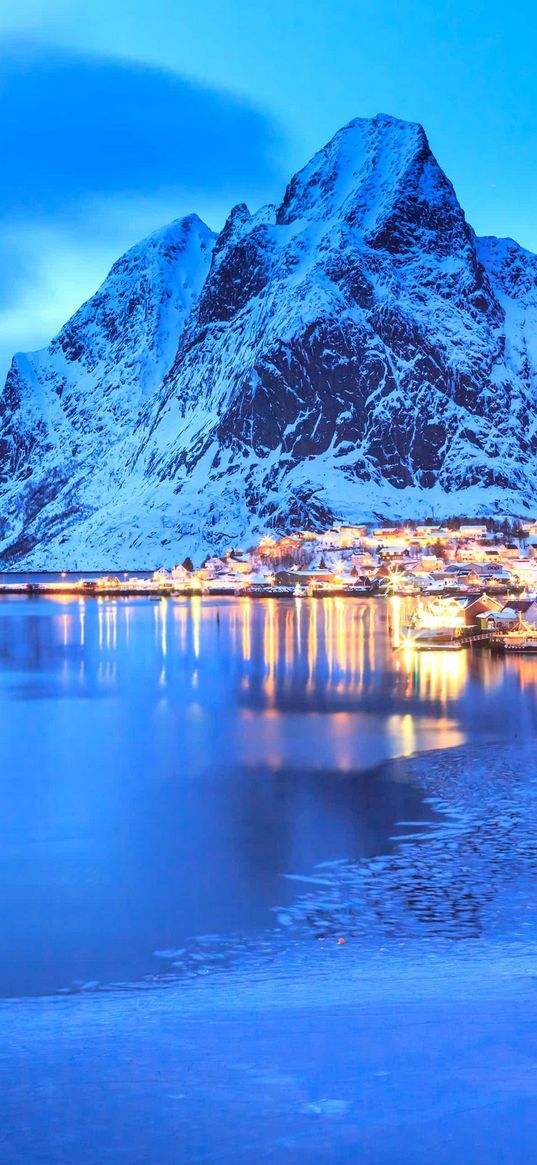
[1,114,536,568]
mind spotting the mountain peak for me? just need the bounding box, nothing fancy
[274,112,471,262]
[341,111,427,138]
[1,115,536,567]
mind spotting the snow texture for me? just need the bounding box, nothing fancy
[1,115,537,568]
[3,741,537,1164]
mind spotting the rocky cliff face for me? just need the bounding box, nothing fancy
[1,115,536,568]
[0,214,215,562]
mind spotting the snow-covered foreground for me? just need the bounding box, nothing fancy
[2,740,537,1163]
[2,943,537,1163]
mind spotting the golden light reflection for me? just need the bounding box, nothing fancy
[400,644,468,704]
[390,595,402,648]
[98,598,104,649]
[118,596,489,750]
[349,605,358,680]
[241,597,251,662]
[78,599,85,647]
[160,598,168,658]
[284,606,294,674]
[263,599,277,701]
[105,603,117,650]
[503,656,537,693]
[368,604,376,672]
[386,712,464,755]
[295,596,302,653]
[307,600,318,692]
[157,598,168,687]
[191,595,201,660]
[357,606,365,684]
[334,597,347,675]
[173,601,188,653]
[323,598,334,680]
[398,711,417,756]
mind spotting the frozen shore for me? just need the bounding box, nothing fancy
[2,941,537,1164]
[2,740,537,1164]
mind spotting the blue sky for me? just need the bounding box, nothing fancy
[1,0,536,378]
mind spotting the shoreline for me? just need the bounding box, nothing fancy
[2,738,537,1162]
[0,582,522,599]
[1,736,530,1006]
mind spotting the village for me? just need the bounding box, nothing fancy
[2,517,537,652]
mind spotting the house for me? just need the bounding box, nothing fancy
[377,543,410,560]
[476,607,521,633]
[331,525,368,547]
[170,564,190,581]
[463,594,504,627]
[506,599,537,627]
[224,555,252,576]
[457,524,488,538]
[351,552,376,572]
[274,569,336,588]
[415,525,444,537]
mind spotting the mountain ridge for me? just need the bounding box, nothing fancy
[1,113,536,568]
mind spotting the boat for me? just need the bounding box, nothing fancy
[492,631,537,653]
[398,596,465,651]
[400,625,463,651]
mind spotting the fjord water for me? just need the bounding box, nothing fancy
[1,594,536,998]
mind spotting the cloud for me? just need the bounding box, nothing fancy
[0,38,284,220]
[0,236,34,310]
[0,38,286,381]
[0,223,115,377]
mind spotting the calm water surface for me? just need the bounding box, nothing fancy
[0,594,536,997]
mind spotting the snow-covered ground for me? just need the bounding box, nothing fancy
[2,740,537,1163]
[3,941,537,1164]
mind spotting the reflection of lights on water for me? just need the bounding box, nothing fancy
[295,596,302,653]
[307,600,318,692]
[335,597,347,674]
[349,606,358,679]
[386,710,464,755]
[241,597,251,662]
[173,602,187,652]
[191,595,201,660]
[358,606,365,683]
[83,594,491,727]
[105,604,117,650]
[422,650,466,704]
[400,711,416,756]
[98,598,104,649]
[368,604,376,672]
[284,607,294,674]
[323,598,334,679]
[96,599,117,652]
[402,646,416,679]
[400,644,467,704]
[78,598,85,647]
[160,598,168,658]
[263,599,277,700]
[157,597,168,687]
[390,595,401,648]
